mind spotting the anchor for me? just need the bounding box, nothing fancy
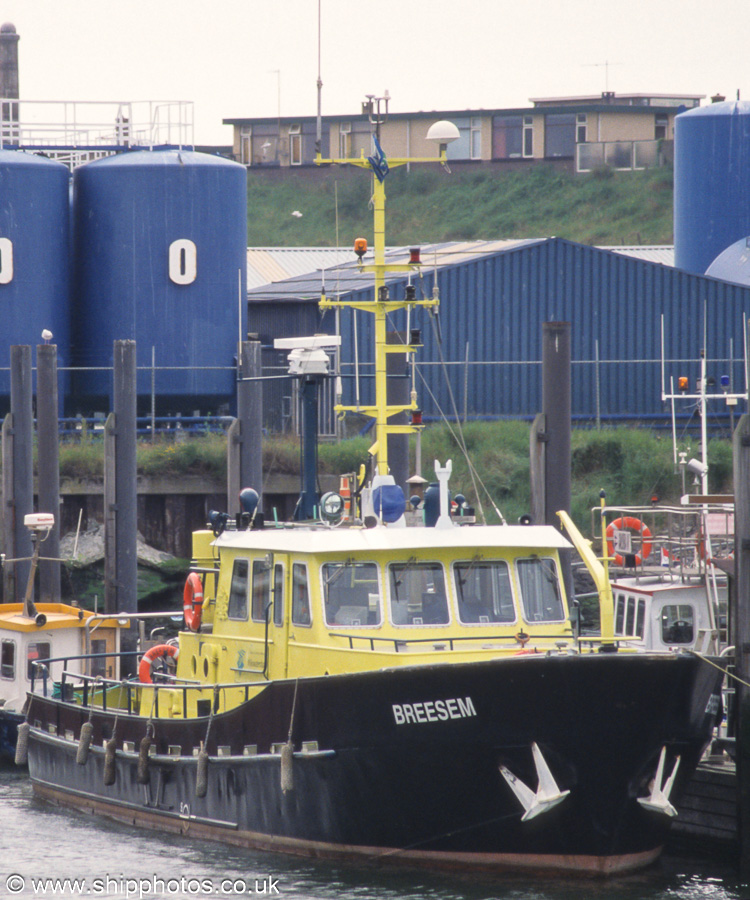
[637,745,680,817]
[500,742,570,822]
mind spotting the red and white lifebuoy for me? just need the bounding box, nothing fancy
[183,572,204,632]
[606,516,653,566]
[138,644,179,684]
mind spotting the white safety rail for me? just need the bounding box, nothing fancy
[0,99,194,168]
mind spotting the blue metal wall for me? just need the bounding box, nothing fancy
[329,239,750,426]
[72,149,247,411]
[674,101,750,275]
[0,150,70,406]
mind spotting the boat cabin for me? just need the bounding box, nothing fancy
[0,604,121,714]
[160,522,576,717]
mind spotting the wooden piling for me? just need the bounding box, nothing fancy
[732,412,750,872]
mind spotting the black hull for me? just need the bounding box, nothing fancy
[26,653,724,875]
[0,709,23,763]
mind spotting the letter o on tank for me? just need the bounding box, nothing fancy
[169,238,197,285]
[0,237,13,284]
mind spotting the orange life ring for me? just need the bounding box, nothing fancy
[138,644,179,684]
[183,572,204,632]
[606,516,653,566]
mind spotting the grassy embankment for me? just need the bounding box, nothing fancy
[58,422,732,536]
[246,165,674,248]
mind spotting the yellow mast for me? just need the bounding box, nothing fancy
[315,108,451,476]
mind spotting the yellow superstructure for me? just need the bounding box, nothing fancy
[138,522,577,719]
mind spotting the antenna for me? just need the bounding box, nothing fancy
[316,0,323,155]
[583,60,623,94]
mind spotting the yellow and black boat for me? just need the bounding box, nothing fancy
[22,117,725,876]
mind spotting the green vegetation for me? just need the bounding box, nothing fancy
[247,165,674,248]
[418,422,731,528]
[55,423,731,537]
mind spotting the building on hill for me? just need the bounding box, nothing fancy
[225,92,703,176]
[247,237,749,435]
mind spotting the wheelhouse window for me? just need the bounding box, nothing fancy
[27,641,51,681]
[323,561,381,627]
[227,559,249,620]
[661,604,694,644]
[90,638,107,679]
[614,593,646,638]
[454,559,516,624]
[516,557,565,623]
[389,561,449,626]
[1,640,15,679]
[273,564,284,627]
[251,559,271,623]
[292,563,311,626]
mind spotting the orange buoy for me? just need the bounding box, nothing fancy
[183,572,204,632]
[138,644,179,684]
[606,516,652,566]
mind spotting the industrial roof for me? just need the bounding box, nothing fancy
[600,245,675,266]
[247,239,545,301]
[247,247,356,290]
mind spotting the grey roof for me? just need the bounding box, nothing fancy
[247,239,545,301]
[247,247,357,290]
[601,245,675,266]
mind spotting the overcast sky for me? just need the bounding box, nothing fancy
[2,0,748,146]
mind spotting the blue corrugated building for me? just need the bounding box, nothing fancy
[248,238,750,433]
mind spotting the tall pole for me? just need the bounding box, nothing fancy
[542,322,573,600]
[240,340,263,502]
[317,152,442,477]
[734,413,750,873]
[36,344,61,602]
[110,341,138,672]
[10,345,33,603]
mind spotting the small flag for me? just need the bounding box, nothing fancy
[661,547,670,567]
[368,135,389,183]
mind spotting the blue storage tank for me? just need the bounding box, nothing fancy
[72,149,247,412]
[0,150,70,411]
[674,101,750,275]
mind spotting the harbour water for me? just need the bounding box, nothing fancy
[0,768,744,900]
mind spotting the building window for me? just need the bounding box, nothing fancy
[289,124,302,166]
[655,114,668,140]
[470,117,482,159]
[339,121,351,158]
[240,127,251,165]
[523,116,534,157]
[576,113,587,143]
[492,116,523,159]
[544,113,576,158]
